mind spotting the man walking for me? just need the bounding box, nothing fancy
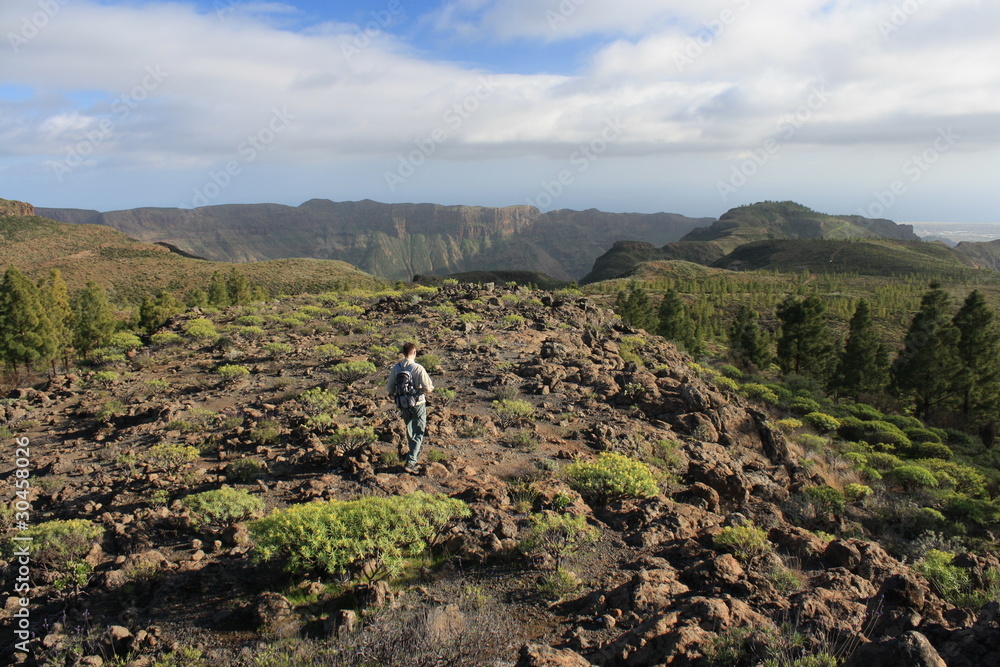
[386,342,434,474]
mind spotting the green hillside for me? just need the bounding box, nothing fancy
[0,211,383,304]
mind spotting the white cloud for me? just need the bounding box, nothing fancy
[0,0,997,219]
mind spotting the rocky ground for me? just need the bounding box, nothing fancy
[1,283,998,666]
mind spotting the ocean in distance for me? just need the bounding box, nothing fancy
[907,222,1000,244]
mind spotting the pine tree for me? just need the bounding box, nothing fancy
[952,290,1000,446]
[657,289,698,351]
[776,295,835,378]
[614,282,656,331]
[892,283,961,420]
[74,281,116,357]
[38,269,74,372]
[728,305,770,370]
[829,300,889,399]
[185,288,209,309]
[226,267,251,306]
[0,267,57,374]
[139,290,184,335]
[208,271,230,307]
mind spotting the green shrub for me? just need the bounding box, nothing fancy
[89,347,126,364]
[108,331,144,350]
[796,433,829,451]
[184,318,219,340]
[330,315,361,333]
[881,414,924,431]
[904,427,942,444]
[264,342,293,356]
[249,492,470,580]
[714,376,740,392]
[367,344,395,365]
[864,420,911,449]
[501,314,526,328]
[329,360,376,383]
[843,483,873,502]
[492,399,534,427]
[941,493,1000,527]
[519,512,599,570]
[145,444,199,472]
[299,386,339,415]
[537,568,582,600]
[1,519,103,573]
[315,344,344,359]
[150,332,183,346]
[435,388,457,405]
[565,452,658,502]
[91,370,119,386]
[416,353,442,373]
[234,325,265,340]
[225,457,266,483]
[503,429,539,451]
[216,364,250,382]
[739,383,779,406]
[888,464,939,489]
[788,397,822,415]
[181,487,264,528]
[713,524,772,562]
[866,451,904,472]
[836,402,884,421]
[326,426,377,449]
[775,418,803,431]
[805,485,846,514]
[803,412,839,433]
[250,419,281,445]
[717,364,743,380]
[237,315,266,327]
[908,441,953,461]
[917,459,987,497]
[916,549,1000,609]
[836,416,868,441]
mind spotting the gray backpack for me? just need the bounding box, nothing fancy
[394,365,419,408]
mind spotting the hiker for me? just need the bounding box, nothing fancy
[385,342,434,474]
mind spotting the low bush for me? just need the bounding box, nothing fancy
[713,524,772,562]
[492,399,534,428]
[1,519,103,574]
[917,549,1000,609]
[887,464,939,489]
[843,483,873,502]
[907,441,953,461]
[788,397,822,415]
[805,485,846,515]
[326,426,377,450]
[315,344,344,359]
[537,568,583,600]
[249,492,470,580]
[145,443,199,472]
[739,383,780,406]
[905,427,942,444]
[184,318,219,340]
[917,459,987,497]
[520,512,599,570]
[181,487,264,528]
[881,414,924,431]
[803,412,839,433]
[107,331,144,350]
[298,386,339,415]
[329,360,376,383]
[150,332,183,346]
[416,353,442,373]
[216,364,250,382]
[225,457,266,483]
[565,452,658,502]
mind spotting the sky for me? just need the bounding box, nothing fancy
[1,0,999,223]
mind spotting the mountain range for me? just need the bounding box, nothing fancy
[36,200,713,282]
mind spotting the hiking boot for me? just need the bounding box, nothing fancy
[404,463,419,475]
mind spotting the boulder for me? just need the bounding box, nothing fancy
[843,631,945,667]
[515,643,592,667]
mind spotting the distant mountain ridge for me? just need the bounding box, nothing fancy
[37,199,714,282]
[581,201,956,283]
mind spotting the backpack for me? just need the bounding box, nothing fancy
[394,365,419,409]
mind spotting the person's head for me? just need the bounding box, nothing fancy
[402,341,417,359]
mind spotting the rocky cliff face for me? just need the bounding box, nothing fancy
[36,200,712,281]
[0,198,34,217]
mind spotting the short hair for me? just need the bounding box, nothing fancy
[402,341,417,357]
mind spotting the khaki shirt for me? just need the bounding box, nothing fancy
[386,360,434,405]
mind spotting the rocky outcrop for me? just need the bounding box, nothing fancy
[0,198,34,217]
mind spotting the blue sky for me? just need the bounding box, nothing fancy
[1,0,999,223]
